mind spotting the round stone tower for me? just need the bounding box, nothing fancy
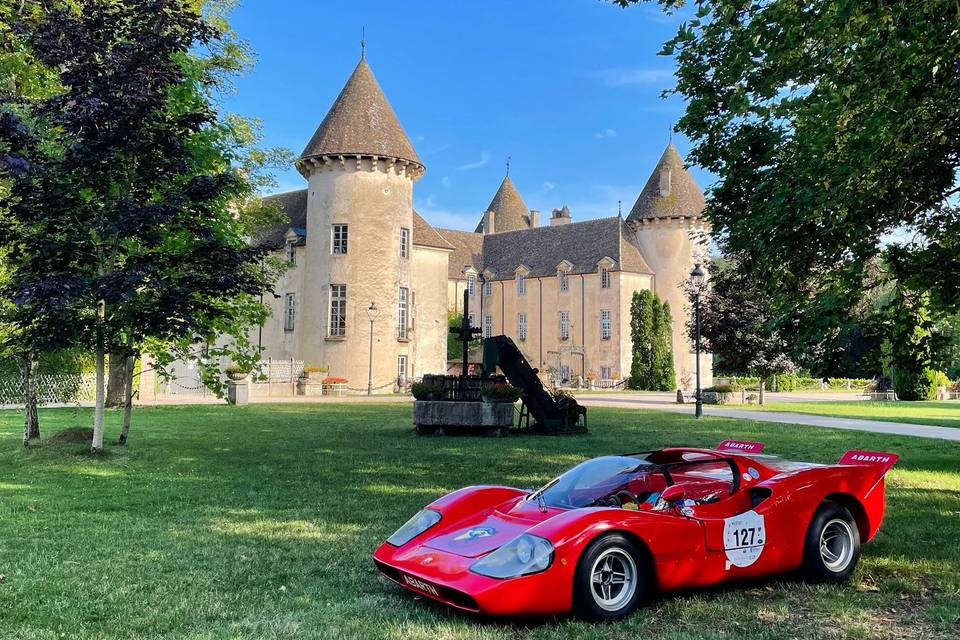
[298,57,425,391]
[626,143,712,390]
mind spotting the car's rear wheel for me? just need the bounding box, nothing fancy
[573,533,648,621]
[801,502,861,582]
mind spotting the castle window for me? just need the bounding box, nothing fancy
[483,280,492,296]
[286,241,296,265]
[399,227,410,258]
[284,293,296,332]
[518,313,527,341]
[332,224,348,255]
[600,366,612,381]
[559,311,569,341]
[600,266,611,289]
[600,309,611,340]
[328,285,347,337]
[558,270,568,292]
[483,314,492,338]
[467,275,476,296]
[397,355,408,383]
[398,287,409,340]
[517,274,526,296]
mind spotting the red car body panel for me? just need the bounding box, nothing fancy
[373,443,897,617]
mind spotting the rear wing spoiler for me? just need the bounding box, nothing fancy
[838,450,899,483]
[716,440,765,454]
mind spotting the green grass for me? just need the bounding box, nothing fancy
[744,401,960,429]
[0,404,958,640]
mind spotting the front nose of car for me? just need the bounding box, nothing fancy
[373,541,573,616]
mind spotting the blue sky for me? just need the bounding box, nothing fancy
[222,0,709,232]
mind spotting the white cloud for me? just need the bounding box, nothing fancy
[456,152,491,171]
[441,176,452,188]
[543,181,556,191]
[593,128,617,139]
[595,67,675,87]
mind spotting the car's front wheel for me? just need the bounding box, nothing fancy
[572,533,648,621]
[800,502,861,582]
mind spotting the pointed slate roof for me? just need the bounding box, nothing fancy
[300,59,422,167]
[256,188,308,249]
[474,176,532,233]
[627,143,706,222]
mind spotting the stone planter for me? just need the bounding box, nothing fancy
[701,391,738,405]
[413,400,514,436]
[226,379,249,405]
[226,371,249,382]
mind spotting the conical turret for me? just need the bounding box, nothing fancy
[627,143,705,221]
[476,176,533,234]
[300,59,423,177]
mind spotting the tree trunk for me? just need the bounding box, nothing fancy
[106,353,127,407]
[24,356,39,443]
[92,322,106,453]
[759,379,765,405]
[118,354,135,446]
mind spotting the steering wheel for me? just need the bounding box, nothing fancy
[615,490,640,507]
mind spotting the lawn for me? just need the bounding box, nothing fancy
[0,404,958,640]
[745,401,960,429]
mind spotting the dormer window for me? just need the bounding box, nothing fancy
[517,273,526,296]
[286,241,296,265]
[467,274,476,296]
[600,266,611,289]
[558,270,568,292]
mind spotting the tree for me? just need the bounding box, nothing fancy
[688,258,795,402]
[651,298,675,391]
[615,0,960,355]
[1,0,285,451]
[629,290,675,391]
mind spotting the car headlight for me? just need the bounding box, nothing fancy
[386,509,441,546]
[470,534,554,578]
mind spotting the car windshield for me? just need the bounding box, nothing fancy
[531,455,667,509]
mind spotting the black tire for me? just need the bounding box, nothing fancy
[800,502,861,582]
[572,533,648,621]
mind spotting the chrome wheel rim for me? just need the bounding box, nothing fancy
[820,518,854,573]
[590,548,637,611]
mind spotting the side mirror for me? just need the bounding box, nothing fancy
[660,485,687,503]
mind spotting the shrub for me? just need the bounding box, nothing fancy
[224,364,250,375]
[551,389,576,408]
[481,383,522,402]
[302,365,329,374]
[892,368,936,401]
[705,384,737,393]
[410,382,442,401]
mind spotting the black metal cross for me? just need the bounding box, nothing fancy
[450,289,482,377]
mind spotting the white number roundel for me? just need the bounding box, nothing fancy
[723,510,766,568]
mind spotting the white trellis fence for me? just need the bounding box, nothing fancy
[0,372,104,407]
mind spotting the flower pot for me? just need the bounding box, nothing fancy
[226,371,248,381]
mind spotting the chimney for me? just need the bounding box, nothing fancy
[530,210,540,228]
[551,205,571,226]
[483,209,496,234]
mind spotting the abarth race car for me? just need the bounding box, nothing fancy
[373,440,898,620]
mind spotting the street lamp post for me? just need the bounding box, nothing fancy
[366,302,379,396]
[690,264,706,419]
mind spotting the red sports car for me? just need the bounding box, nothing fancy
[373,440,898,620]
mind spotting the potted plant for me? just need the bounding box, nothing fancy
[585,370,597,390]
[411,382,443,401]
[300,365,328,380]
[225,365,250,381]
[480,382,523,403]
[322,376,348,396]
